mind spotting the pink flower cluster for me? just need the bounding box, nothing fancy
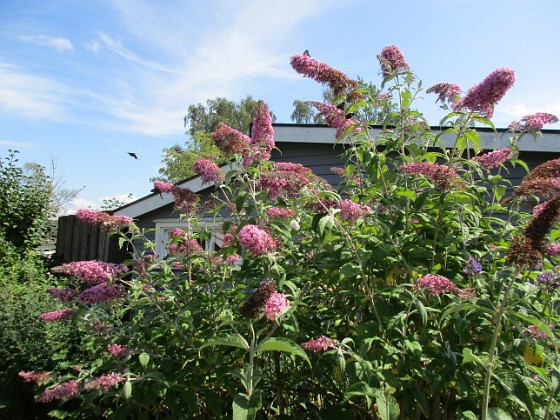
[238,225,276,256]
[242,101,275,166]
[301,336,339,352]
[290,53,359,97]
[225,254,240,265]
[108,343,130,357]
[426,83,462,105]
[19,370,50,383]
[37,380,79,403]
[415,274,458,297]
[400,162,463,190]
[76,209,133,231]
[264,291,290,321]
[193,158,223,184]
[258,162,313,200]
[211,124,250,154]
[309,101,360,138]
[340,199,371,224]
[47,287,78,302]
[473,148,515,171]
[546,242,560,257]
[84,372,125,391]
[78,282,125,304]
[51,260,128,284]
[453,67,515,118]
[267,207,296,219]
[523,325,548,340]
[509,112,558,132]
[379,45,410,76]
[38,308,77,322]
[251,100,275,152]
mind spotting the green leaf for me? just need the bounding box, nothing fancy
[233,390,262,420]
[139,352,150,367]
[340,263,361,281]
[123,380,132,399]
[414,298,427,326]
[461,348,485,367]
[318,214,334,236]
[487,407,514,419]
[200,334,250,352]
[464,130,481,153]
[375,389,400,420]
[257,337,311,367]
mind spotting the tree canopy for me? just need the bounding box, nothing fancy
[156,96,275,183]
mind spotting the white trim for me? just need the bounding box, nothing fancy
[154,218,224,259]
[114,125,560,219]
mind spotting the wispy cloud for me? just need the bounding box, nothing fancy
[18,35,73,52]
[0,63,72,120]
[0,140,42,150]
[87,0,336,136]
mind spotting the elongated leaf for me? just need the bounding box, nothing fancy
[123,380,132,399]
[257,337,311,367]
[375,389,399,420]
[200,334,249,352]
[488,407,513,419]
[461,348,485,367]
[414,298,427,326]
[233,391,262,420]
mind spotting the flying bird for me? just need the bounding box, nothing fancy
[128,152,138,159]
[303,49,310,56]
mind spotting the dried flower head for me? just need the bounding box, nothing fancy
[238,279,277,318]
[212,124,251,154]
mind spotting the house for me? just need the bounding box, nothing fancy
[109,124,560,260]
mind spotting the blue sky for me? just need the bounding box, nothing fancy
[2,0,560,212]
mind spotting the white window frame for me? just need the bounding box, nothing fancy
[154,218,225,259]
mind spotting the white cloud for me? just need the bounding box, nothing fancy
[0,63,72,120]
[84,0,336,136]
[85,40,100,53]
[0,140,41,150]
[18,35,73,52]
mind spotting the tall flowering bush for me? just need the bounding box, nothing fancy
[26,47,560,419]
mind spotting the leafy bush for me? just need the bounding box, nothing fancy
[27,47,560,419]
[0,150,52,252]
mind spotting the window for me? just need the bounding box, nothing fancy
[154,218,224,259]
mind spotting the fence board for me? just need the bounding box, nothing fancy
[55,215,128,263]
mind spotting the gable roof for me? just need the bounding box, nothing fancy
[113,124,560,219]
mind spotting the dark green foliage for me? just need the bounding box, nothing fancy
[0,150,51,252]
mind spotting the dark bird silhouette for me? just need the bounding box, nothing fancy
[303,49,310,56]
[128,152,138,159]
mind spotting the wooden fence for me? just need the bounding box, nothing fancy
[55,215,130,263]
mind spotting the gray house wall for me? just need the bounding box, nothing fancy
[109,124,560,260]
